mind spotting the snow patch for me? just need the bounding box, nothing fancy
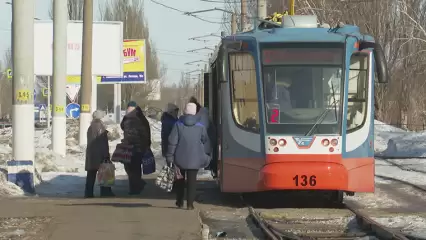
[372,215,426,233]
[374,120,426,158]
[0,117,164,196]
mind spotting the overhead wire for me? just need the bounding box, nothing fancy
[150,0,230,24]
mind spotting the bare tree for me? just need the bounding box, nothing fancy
[48,0,84,20]
[0,49,13,117]
[220,0,426,129]
[99,0,164,108]
[222,0,258,34]
[296,0,426,129]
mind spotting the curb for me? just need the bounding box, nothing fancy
[197,209,210,240]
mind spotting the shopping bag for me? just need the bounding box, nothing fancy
[142,148,156,175]
[111,143,133,164]
[155,165,175,192]
[174,165,183,180]
[97,162,116,187]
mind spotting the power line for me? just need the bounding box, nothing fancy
[157,52,210,58]
[150,0,229,24]
[200,0,254,3]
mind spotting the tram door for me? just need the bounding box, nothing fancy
[206,63,220,178]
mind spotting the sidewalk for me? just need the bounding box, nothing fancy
[0,175,203,240]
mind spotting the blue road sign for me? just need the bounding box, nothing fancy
[39,104,47,111]
[66,103,80,119]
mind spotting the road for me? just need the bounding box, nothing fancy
[0,175,203,240]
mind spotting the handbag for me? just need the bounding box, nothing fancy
[155,165,175,192]
[111,143,133,164]
[142,148,156,175]
[97,161,116,187]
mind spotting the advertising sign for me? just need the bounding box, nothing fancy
[101,39,147,84]
[34,21,123,77]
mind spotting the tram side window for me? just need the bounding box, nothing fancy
[229,52,260,133]
[347,53,369,132]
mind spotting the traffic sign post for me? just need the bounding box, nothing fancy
[42,88,50,97]
[39,104,47,112]
[6,68,12,79]
[66,103,80,119]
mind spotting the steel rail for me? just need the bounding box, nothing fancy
[249,202,416,240]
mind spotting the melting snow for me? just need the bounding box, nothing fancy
[0,115,213,197]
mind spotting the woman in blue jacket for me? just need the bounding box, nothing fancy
[166,103,211,210]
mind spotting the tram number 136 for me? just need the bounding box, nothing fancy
[293,175,317,187]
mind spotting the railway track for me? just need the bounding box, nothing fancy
[243,195,426,240]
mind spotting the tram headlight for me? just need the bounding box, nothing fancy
[278,139,286,146]
[269,139,277,146]
[331,139,338,146]
[321,139,330,146]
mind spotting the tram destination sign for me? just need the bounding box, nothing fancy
[262,48,343,65]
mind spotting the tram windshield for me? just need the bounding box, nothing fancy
[261,44,344,135]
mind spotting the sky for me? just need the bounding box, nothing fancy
[0,0,226,85]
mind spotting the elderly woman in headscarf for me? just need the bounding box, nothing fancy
[120,101,151,195]
[85,110,114,198]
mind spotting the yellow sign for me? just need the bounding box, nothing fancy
[42,88,50,97]
[99,39,146,83]
[16,90,30,101]
[81,104,90,112]
[54,105,65,113]
[65,40,146,84]
[123,39,146,73]
[66,76,102,84]
[6,68,12,79]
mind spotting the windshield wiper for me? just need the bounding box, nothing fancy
[305,82,339,136]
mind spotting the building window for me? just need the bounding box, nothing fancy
[229,52,260,132]
[347,53,369,132]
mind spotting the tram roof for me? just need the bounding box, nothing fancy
[209,23,374,65]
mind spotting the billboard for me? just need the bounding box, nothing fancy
[101,39,147,84]
[34,21,123,77]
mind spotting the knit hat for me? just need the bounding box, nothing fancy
[165,103,179,113]
[184,103,197,115]
[92,110,105,120]
[127,101,137,108]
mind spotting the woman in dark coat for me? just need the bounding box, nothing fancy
[161,103,179,157]
[85,110,114,198]
[166,103,211,210]
[161,103,179,193]
[121,101,151,195]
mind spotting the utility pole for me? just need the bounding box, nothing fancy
[241,0,248,31]
[258,0,267,20]
[289,0,295,15]
[231,13,237,34]
[52,0,67,156]
[79,0,93,146]
[11,0,35,193]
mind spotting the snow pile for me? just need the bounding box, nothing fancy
[0,116,164,196]
[374,120,426,158]
[0,168,24,196]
